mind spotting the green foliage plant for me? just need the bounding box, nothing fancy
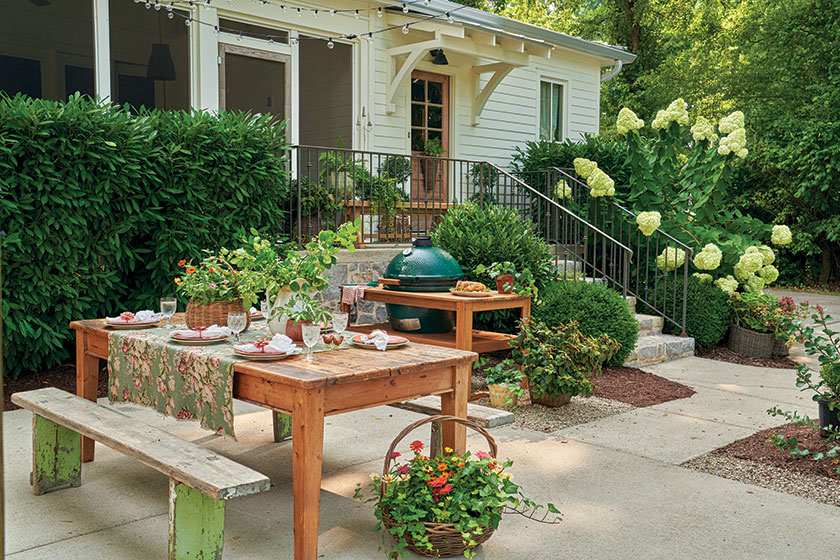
[0,94,289,378]
[656,274,732,347]
[354,440,560,559]
[423,137,444,157]
[378,155,412,184]
[174,256,255,307]
[283,292,334,326]
[727,292,779,334]
[531,280,638,366]
[510,319,619,401]
[473,357,524,405]
[474,262,538,297]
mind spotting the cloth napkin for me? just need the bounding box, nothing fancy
[235,334,298,355]
[106,310,161,323]
[172,325,231,339]
[360,329,390,351]
[341,284,366,307]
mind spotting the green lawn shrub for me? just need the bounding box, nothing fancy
[532,280,638,366]
[0,94,289,378]
[652,275,732,348]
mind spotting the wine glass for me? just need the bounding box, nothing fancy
[160,297,177,328]
[260,298,272,321]
[301,323,321,362]
[332,311,349,343]
[227,311,247,342]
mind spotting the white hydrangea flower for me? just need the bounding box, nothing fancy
[573,158,598,180]
[616,107,645,135]
[771,224,792,245]
[693,243,722,270]
[651,98,690,130]
[555,179,572,200]
[733,262,751,281]
[691,116,717,143]
[744,275,766,294]
[718,111,745,134]
[738,251,764,274]
[714,275,739,294]
[758,264,779,284]
[636,211,661,236]
[692,273,713,283]
[587,168,615,197]
[758,245,775,265]
[656,247,686,271]
[718,128,747,158]
[745,246,760,254]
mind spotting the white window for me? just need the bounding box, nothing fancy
[539,80,564,141]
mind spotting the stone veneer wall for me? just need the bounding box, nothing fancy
[317,246,408,325]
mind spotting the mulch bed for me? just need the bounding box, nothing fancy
[592,366,696,407]
[713,422,840,481]
[3,363,109,412]
[695,346,798,369]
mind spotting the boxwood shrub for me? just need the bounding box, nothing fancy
[657,275,732,348]
[0,94,290,378]
[532,280,638,366]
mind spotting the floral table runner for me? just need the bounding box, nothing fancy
[107,322,348,438]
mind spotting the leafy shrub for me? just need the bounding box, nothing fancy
[378,155,412,183]
[657,275,732,347]
[0,94,289,378]
[532,280,638,366]
[431,202,555,332]
[510,319,619,400]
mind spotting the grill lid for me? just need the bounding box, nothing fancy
[384,236,464,288]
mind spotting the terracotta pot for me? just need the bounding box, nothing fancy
[496,275,514,294]
[531,392,572,407]
[285,320,313,342]
[488,384,517,408]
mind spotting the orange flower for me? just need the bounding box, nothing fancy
[437,463,447,472]
[438,484,453,495]
[174,278,182,286]
[209,267,215,273]
[457,462,465,468]
[186,267,196,274]
[178,259,187,267]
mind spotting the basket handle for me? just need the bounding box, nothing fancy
[380,414,498,498]
[208,256,238,285]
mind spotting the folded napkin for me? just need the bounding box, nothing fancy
[172,324,231,339]
[341,284,366,307]
[106,310,162,323]
[235,334,298,354]
[360,329,390,351]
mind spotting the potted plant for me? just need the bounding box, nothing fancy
[422,137,444,192]
[468,162,498,204]
[379,155,413,186]
[282,292,334,341]
[727,292,779,358]
[354,416,560,558]
[773,296,806,356]
[474,262,537,296]
[510,319,619,407]
[293,176,343,242]
[175,256,257,330]
[474,357,524,408]
[319,144,357,201]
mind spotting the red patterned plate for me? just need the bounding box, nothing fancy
[351,334,409,349]
[105,320,161,330]
[233,348,301,361]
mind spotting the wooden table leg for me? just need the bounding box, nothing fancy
[440,363,469,454]
[75,332,99,463]
[292,386,325,560]
[454,302,473,352]
[520,299,531,322]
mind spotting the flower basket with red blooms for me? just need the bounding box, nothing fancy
[176,256,256,330]
[354,415,560,558]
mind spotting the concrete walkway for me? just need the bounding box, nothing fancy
[768,289,840,369]
[5,351,839,559]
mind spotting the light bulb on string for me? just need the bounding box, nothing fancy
[377,7,382,17]
[167,10,174,18]
[446,12,454,23]
[280,5,286,13]
[366,32,374,44]
[424,0,431,4]
[401,24,409,34]
[154,1,161,10]
[133,0,140,4]
[237,31,243,41]
[330,9,336,16]
[296,7,302,17]
[185,17,191,26]
[313,9,319,18]
[402,3,408,13]
[327,39,334,49]
[268,35,274,44]
[145,1,151,9]
[213,25,219,35]
[354,9,359,19]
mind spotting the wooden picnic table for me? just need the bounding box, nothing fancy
[70,315,477,560]
[340,285,531,353]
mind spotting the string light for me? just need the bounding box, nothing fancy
[296,7,301,16]
[167,10,174,18]
[237,31,243,41]
[377,7,383,17]
[354,9,359,19]
[402,3,409,13]
[184,17,191,26]
[326,39,334,49]
[154,1,161,10]
[312,9,317,18]
[446,12,453,23]
[401,23,409,34]
[330,9,336,16]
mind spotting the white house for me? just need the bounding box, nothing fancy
[1,0,635,169]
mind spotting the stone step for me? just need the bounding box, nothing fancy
[556,259,582,276]
[624,333,695,367]
[626,296,636,313]
[636,313,663,336]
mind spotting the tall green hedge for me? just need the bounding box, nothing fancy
[0,94,289,378]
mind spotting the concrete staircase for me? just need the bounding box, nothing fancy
[624,298,695,367]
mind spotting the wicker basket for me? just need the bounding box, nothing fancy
[184,257,251,331]
[772,337,791,357]
[380,415,499,558]
[727,320,774,358]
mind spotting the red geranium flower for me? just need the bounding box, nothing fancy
[438,484,453,495]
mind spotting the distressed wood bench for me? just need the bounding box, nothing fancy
[12,387,271,560]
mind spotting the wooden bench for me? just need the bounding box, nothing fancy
[12,388,271,560]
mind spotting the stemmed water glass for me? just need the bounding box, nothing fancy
[260,298,272,322]
[301,323,321,362]
[160,297,177,328]
[227,311,247,342]
[332,311,349,344]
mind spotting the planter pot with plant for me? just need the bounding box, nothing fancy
[474,262,537,297]
[282,292,334,341]
[474,357,524,408]
[510,319,619,407]
[422,137,444,192]
[176,256,256,331]
[727,292,779,358]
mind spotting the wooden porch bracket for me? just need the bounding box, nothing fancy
[471,62,516,126]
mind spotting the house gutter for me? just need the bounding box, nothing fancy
[600,59,624,82]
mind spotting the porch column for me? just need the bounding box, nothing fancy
[92,0,111,101]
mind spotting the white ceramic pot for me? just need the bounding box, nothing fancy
[268,287,295,335]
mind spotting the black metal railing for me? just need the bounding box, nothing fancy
[517,166,692,334]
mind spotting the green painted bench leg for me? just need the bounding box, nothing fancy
[32,414,81,495]
[169,480,225,560]
[272,411,292,443]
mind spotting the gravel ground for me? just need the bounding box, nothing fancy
[475,394,635,433]
[684,454,840,506]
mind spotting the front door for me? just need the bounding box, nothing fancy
[410,70,449,203]
[218,44,290,122]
